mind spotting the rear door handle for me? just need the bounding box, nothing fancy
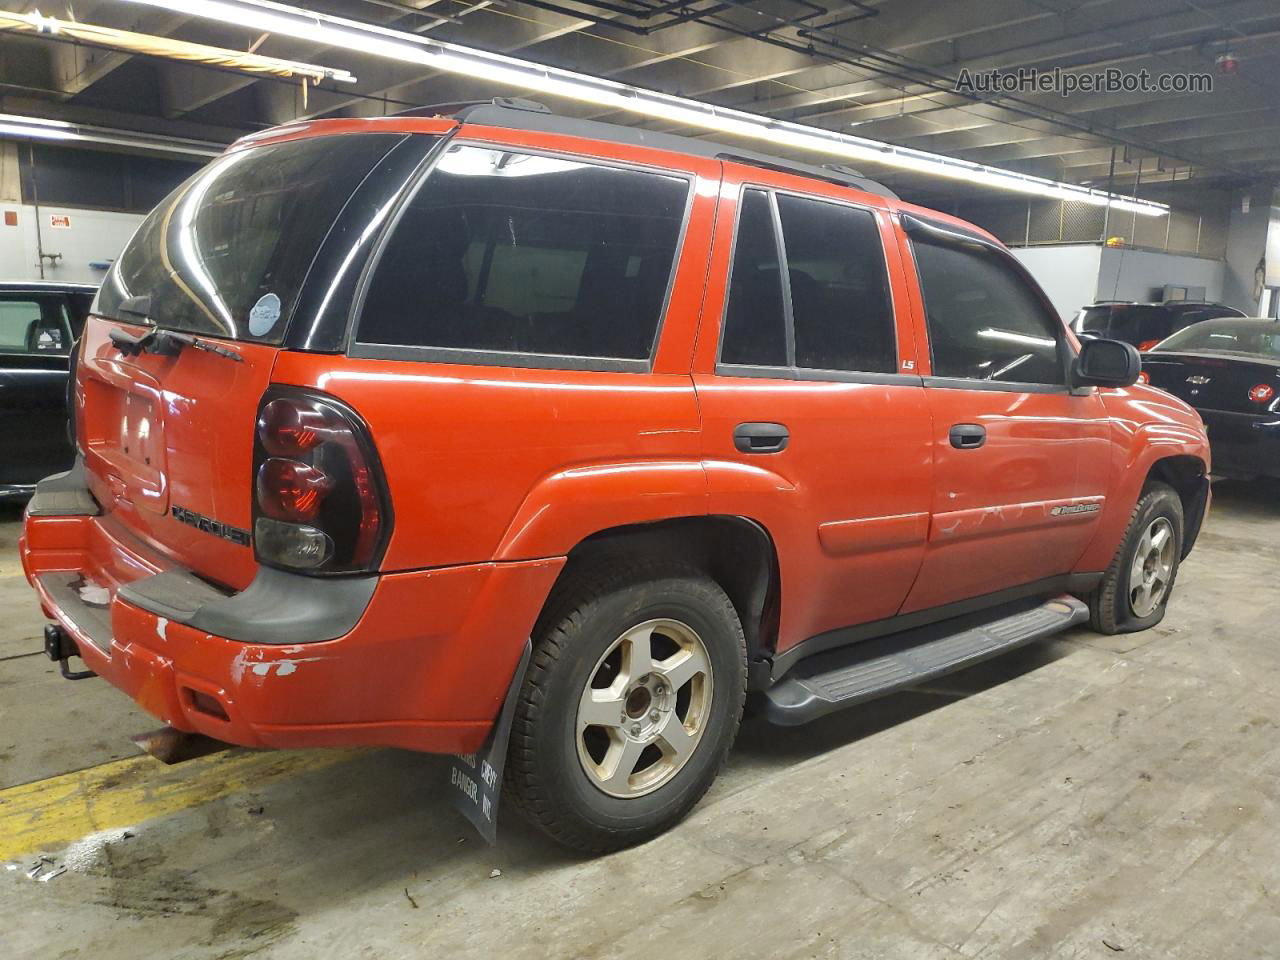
[734,422,789,454]
[949,423,987,449]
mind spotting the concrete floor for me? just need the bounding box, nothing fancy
[2,481,1279,959]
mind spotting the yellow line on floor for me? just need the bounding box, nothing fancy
[0,747,361,860]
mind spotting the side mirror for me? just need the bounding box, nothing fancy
[1073,337,1141,388]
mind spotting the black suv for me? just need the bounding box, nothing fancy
[1073,300,1246,351]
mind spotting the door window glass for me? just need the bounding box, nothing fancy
[776,194,895,373]
[0,296,72,355]
[720,189,787,367]
[912,239,1064,385]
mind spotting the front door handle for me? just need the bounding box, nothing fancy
[734,422,789,454]
[949,423,987,449]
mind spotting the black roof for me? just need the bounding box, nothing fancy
[0,280,97,293]
[1084,300,1240,311]
[428,99,899,201]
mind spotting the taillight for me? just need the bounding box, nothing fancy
[1137,370,1150,384]
[252,391,390,574]
[1249,383,1275,405]
[1137,339,1161,352]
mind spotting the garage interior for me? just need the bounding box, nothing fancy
[2,1,1279,957]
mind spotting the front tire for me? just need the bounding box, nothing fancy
[505,561,746,853]
[1085,481,1184,635]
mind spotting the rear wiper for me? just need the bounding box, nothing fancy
[118,294,152,321]
[108,326,243,362]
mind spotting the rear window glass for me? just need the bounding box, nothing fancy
[94,134,406,344]
[1077,307,1112,333]
[1154,320,1280,358]
[1105,306,1169,345]
[0,295,72,355]
[356,144,690,364]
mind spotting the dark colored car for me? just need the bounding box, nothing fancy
[1142,318,1280,480]
[0,281,95,499]
[1074,301,1247,351]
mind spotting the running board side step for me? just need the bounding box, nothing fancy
[762,595,1089,726]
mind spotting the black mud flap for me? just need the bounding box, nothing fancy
[448,640,531,845]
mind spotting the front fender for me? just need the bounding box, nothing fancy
[1074,411,1210,573]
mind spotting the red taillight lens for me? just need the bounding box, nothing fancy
[1137,339,1161,352]
[1137,370,1150,384]
[1249,383,1275,404]
[252,392,390,574]
[257,458,334,523]
[258,397,334,457]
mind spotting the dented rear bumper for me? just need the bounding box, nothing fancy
[21,466,564,755]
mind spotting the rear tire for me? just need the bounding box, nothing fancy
[505,561,746,853]
[1084,481,1184,635]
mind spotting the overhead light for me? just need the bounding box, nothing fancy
[117,0,1168,216]
[0,9,356,85]
[0,113,223,157]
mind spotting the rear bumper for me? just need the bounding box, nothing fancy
[1200,408,1280,478]
[21,473,564,755]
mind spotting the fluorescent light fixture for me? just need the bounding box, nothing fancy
[2,8,356,85]
[0,113,222,157]
[117,0,1168,216]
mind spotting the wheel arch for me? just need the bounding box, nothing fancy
[1144,453,1210,558]
[544,515,781,689]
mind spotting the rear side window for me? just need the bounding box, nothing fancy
[95,134,408,344]
[720,188,896,375]
[912,238,1063,385]
[356,144,690,365]
[0,295,72,355]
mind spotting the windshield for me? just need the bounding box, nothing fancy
[1153,320,1280,358]
[94,134,406,344]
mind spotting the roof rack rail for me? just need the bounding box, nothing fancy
[443,101,898,200]
[391,97,551,119]
[718,153,892,197]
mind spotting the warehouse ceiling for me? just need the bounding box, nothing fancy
[1,0,1277,207]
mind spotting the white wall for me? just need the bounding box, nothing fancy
[1096,247,1225,305]
[1011,244,1103,322]
[0,203,143,285]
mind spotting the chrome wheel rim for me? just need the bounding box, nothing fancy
[576,618,714,799]
[1129,516,1176,618]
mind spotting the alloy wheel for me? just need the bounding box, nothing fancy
[576,618,714,799]
[1129,516,1176,618]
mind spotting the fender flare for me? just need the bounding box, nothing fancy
[1075,421,1209,572]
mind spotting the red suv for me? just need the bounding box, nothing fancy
[21,101,1211,852]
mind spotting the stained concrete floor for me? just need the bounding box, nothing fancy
[2,481,1278,959]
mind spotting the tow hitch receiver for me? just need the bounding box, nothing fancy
[43,623,97,680]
